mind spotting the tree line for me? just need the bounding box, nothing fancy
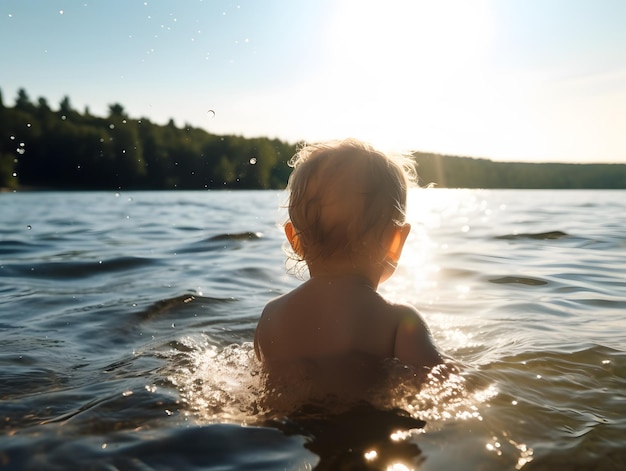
[413,153,626,189]
[1,87,625,190]
[0,88,295,190]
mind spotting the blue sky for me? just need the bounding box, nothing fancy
[2,0,625,163]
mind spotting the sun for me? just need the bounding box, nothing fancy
[307,0,496,153]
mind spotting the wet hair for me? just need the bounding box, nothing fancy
[286,138,417,265]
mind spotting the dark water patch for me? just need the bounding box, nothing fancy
[1,256,157,280]
[496,230,569,240]
[132,294,248,344]
[175,231,263,254]
[45,385,178,432]
[489,275,548,286]
[1,424,315,471]
[0,367,71,401]
[0,239,52,256]
[1,377,180,438]
[266,402,426,470]
[209,231,263,241]
[137,294,235,322]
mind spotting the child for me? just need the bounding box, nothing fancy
[254,139,442,402]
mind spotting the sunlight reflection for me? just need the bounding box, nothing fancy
[390,430,413,441]
[486,434,534,469]
[386,463,412,471]
[364,449,378,461]
[389,363,498,426]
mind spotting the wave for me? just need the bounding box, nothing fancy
[208,231,263,241]
[489,276,548,286]
[175,232,263,254]
[0,239,51,255]
[0,256,156,280]
[136,294,235,321]
[495,230,568,240]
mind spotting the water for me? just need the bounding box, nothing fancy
[1,189,625,470]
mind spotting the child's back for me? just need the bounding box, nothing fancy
[254,139,442,404]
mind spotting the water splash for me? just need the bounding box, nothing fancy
[166,336,264,424]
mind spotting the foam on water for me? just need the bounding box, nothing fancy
[166,337,264,424]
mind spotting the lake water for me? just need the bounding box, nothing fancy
[1,189,625,470]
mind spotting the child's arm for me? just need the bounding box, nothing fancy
[393,306,442,369]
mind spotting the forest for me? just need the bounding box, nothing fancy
[2,87,626,190]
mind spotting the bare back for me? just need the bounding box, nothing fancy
[254,276,441,401]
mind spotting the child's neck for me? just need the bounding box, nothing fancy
[308,260,383,290]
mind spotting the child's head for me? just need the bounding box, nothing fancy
[285,138,416,271]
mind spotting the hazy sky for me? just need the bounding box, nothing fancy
[2,0,626,163]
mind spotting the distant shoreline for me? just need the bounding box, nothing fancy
[3,87,626,190]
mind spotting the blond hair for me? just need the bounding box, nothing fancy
[286,139,416,265]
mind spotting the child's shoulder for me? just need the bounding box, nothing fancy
[389,302,442,368]
[384,299,423,323]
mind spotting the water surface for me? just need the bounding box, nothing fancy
[1,190,625,470]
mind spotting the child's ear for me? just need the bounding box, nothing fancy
[284,221,303,256]
[387,223,411,263]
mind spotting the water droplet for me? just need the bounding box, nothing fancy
[59,10,64,15]
[27,225,32,230]
[61,115,67,120]
[10,135,15,140]
[16,148,25,155]
[12,172,17,177]
[27,123,31,128]
[249,157,257,165]
[109,124,115,129]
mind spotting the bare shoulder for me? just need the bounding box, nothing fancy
[254,289,308,359]
[391,302,442,370]
[254,295,286,360]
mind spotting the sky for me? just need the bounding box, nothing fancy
[1,0,626,163]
